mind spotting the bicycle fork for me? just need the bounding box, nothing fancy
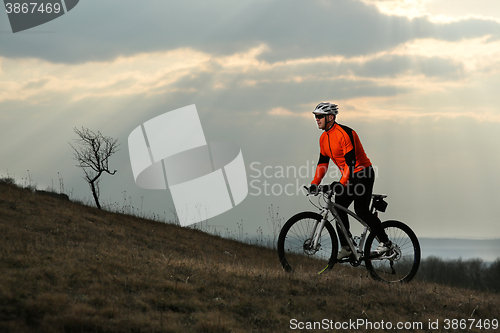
[310,212,327,252]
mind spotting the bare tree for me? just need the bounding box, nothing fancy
[70,127,119,209]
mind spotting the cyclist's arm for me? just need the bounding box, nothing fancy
[312,153,329,185]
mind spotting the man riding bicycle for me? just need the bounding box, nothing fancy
[309,102,392,260]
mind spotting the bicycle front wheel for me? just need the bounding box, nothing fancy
[277,211,338,275]
[364,220,421,283]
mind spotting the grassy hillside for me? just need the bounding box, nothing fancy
[1,181,499,332]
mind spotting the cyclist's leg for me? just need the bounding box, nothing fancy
[334,191,354,247]
[352,167,389,243]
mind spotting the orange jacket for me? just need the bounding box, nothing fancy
[312,123,372,186]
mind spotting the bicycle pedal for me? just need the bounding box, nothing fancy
[338,252,361,264]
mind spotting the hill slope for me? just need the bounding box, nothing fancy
[1,182,499,332]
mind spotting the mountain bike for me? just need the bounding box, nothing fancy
[277,185,420,283]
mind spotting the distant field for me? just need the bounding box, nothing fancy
[419,238,500,262]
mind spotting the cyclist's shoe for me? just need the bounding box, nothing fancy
[374,241,393,256]
[337,246,352,260]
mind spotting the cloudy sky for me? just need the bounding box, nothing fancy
[2,0,500,244]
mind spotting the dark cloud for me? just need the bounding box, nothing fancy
[355,55,465,78]
[1,0,500,64]
[139,70,407,116]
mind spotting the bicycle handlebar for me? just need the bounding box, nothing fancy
[303,185,333,197]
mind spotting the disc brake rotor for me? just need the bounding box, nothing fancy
[303,239,318,255]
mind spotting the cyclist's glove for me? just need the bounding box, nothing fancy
[308,184,319,195]
[329,181,344,195]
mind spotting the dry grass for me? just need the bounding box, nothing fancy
[1,181,499,332]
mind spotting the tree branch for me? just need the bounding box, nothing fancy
[69,127,119,209]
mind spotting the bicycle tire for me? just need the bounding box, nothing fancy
[364,220,420,283]
[278,211,338,275]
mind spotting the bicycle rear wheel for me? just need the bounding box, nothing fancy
[364,220,420,283]
[278,212,338,275]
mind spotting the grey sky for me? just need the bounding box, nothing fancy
[3,0,500,62]
[1,0,500,245]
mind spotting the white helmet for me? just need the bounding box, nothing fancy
[312,102,339,115]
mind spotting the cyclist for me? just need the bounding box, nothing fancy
[308,102,392,260]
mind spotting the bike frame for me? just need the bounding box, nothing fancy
[309,192,373,262]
